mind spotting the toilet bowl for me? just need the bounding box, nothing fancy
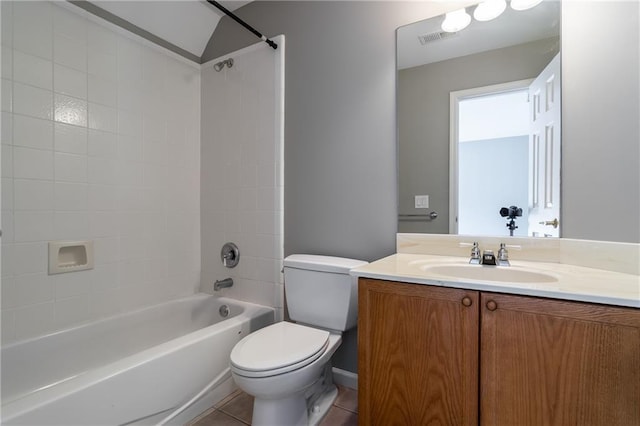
[229,255,368,426]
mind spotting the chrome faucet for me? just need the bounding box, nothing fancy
[497,243,510,266]
[468,242,511,266]
[469,242,481,264]
[214,277,234,291]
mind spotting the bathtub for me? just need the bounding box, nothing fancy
[1,294,274,426]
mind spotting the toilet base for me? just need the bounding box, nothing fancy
[308,384,338,426]
[251,384,337,426]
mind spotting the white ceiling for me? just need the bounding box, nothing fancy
[397,0,560,70]
[90,0,251,58]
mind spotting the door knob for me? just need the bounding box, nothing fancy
[538,218,559,228]
[486,300,497,311]
[461,296,472,307]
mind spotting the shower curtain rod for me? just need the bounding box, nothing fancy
[206,0,278,50]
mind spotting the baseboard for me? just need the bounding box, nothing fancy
[332,367,358,390]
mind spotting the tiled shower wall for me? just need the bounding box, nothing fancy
[1,1,201,343]
[200,39,284,319]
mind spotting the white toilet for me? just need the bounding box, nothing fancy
[229,254,368,426]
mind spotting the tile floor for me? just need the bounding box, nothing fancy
[189,385,358,426]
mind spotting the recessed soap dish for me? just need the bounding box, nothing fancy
[48,241,94,275]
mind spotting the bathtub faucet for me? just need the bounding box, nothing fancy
[214,278,234,291]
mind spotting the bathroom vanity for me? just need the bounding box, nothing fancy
[352,235,640,426]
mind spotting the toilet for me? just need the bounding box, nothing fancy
[229,254,368,426]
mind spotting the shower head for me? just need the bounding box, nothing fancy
[214,58,234,72]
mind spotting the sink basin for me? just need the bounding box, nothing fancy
[420,264,558,283]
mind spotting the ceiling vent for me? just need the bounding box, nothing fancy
[417,31,458,45]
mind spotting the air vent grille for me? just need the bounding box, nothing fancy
[418,31,457,45]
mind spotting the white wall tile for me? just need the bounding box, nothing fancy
[54,64,87,99]
[55,295,89,328]
[13,115,53,150]
[2,112,13,145]
[1,211,14,243]
[7,273,54,308]
[2,178,13,211]
[2,2,202,339]
[54,33,87,72]
[53,5,87,41]
[55,122,87,154]
[13,243,48,276]
[143,138,167,165]
[1,145,12,177]
[116,161,143,186]
[88,50,117,81]
[88,287,120,318]
[88,103,117,132]
[14,210,54,242]
[93,237,119,265]
[55,152,87,183]
[89,211,117,238]
[54,211,89,240]
[1,309,16,344]
[54,269,92,299]
[13,1,53,60]
[117,134,143,162]
[88,25,118,56]
[14,179,54,210]
[14,301,55,340]
[1,243,14,278]
[13,82,53,120]
[13,146,53,180]
[54,182,88,211]
[1,1,13,48]
[13,51,53,90]
[90,263,118,290]
[88,184,117,211]
[2,79,12,112]
[88,74,117,107]
[117,110,142,137]
[88,157,117,185]
[54,94,87,127]
[88,129,118,159]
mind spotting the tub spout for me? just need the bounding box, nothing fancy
[214,278,233,291]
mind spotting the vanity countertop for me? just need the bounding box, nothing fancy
[351,253,640,308]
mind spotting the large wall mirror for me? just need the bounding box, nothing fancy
[397,0,561,238]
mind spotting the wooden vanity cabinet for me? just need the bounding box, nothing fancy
[358,278,640,426]
[481,292,640,426]
[357,278,480,426]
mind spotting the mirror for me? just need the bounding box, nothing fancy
[397,1,561,238]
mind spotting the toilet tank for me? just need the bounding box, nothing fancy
[283,255,368,332]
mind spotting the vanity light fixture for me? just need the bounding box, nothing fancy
[510,0,544,11]
[441,8,472,33]
[474,0,507,21]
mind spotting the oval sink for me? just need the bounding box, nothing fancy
[420,264,558,283]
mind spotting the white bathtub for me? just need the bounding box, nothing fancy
[1,294,274,425]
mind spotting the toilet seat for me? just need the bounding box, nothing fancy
[230,322,330,378]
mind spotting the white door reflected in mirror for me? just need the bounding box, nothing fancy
[451,53,561,238]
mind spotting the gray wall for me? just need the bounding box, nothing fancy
[203,1,640,373]
[562,1,640,243]
[397,38,559,234]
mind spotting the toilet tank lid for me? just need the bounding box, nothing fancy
[284,255,368,274]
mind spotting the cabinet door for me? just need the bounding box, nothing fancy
[481,292,640,426]
[358,278,479,426]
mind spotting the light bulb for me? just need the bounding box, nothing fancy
[510,0,544,11]
[474,0,507,21]
[441,8,472,33]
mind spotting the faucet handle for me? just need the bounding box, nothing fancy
[462,242,481,264]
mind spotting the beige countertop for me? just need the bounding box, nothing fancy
[351,253,640,308]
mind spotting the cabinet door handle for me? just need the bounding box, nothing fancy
[462,296,472,307]
[486,300,497,311]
